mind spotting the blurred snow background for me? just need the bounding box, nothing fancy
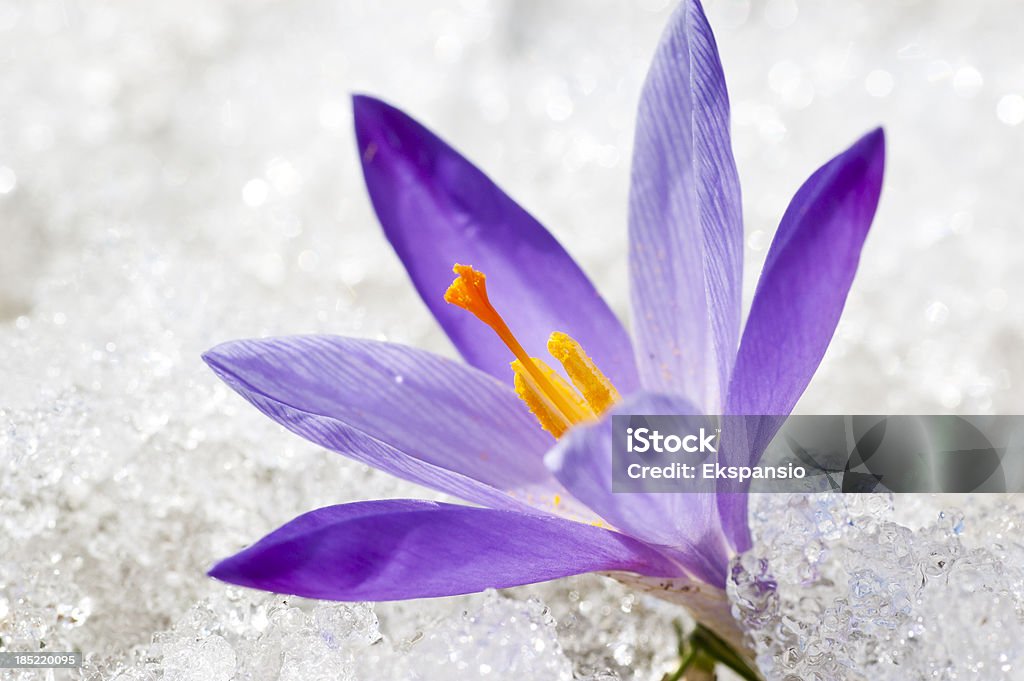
[1,0,1023,679]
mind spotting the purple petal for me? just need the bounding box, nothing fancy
[720,129,885,552]
[712,488,751,555]
[628,0,743,411]
[726,128,885,423]
[209,499,682,599]
[711,418,766,553]
[545,393,731,587]
[203,336,566,513]
[354,95,639,393]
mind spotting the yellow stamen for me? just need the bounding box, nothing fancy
[444,263,621,438]
[547,331,621,414]
[512,357,593,438]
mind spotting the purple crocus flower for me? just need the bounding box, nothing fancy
[203,0,884,656]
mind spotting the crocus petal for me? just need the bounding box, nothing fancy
[712,487,750,555]
[209,499,682,600]
[720,129,885,552]
[354,95,639,392]
[726,129,885,428]
[203,335,569,514]
[628,0,743,411]
[545,393,731,587]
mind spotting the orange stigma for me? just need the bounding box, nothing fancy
[444,264,620,438]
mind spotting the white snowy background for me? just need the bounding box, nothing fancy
[2,0,1024,679]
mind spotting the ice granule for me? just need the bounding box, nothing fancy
[523,576,682,679]
[388,592,573,681]
[731,494,1024,680]
[91,590,578,681]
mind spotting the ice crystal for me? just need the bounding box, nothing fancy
[731,495,1024,680]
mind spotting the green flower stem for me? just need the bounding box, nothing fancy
[663,621,763,681]
[664,646,698,681]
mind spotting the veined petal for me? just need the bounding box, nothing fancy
[628,0,743,411]
[203,336,573,514]
[720,129,885,552]
[354,95,639,393]
[726,129,885,428]
[545,392,731,587]
[209,500,682,600]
